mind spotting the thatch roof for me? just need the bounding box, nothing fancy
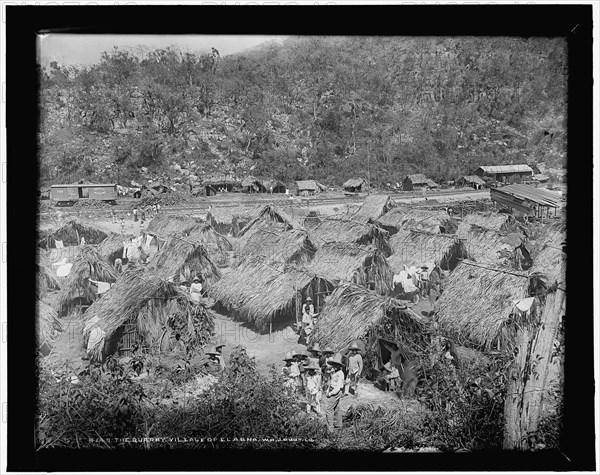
[37,300,63,355]
[457,212,525,238]
[306,242,393,295]
[529,221,566,289]
[434,260,529,351]
[240,226,317,266]
[205,206,260,237]
[56,246,119,314]
[388,229,467,273]
[237,204,299,238]
[82,270,215,361]
[296,180,326,192]
[352,194,394,224]
[37,252,61,296]
[38,219,108,249]
[405,174,428,185]
[209,257,333,331]
[310,218,392,257]
[98,232,135,264]
[460,225,517,265]
[343,178,367,189]
[181,223,233,268]
[376,208,457,236]
[146,214,203,236]
[311,283,426,355]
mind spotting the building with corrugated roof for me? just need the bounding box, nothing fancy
[474,165,533,184]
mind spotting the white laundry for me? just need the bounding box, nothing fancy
[122,241,129,259]
[514,297,535,313]
[401,278,418,293]
[87,326,106,353]
[55,240,64,249]
[52,257,68,267]
[144,234,153,252]
[90,279,112,294]
[56,263,72,277]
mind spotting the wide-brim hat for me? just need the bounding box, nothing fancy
[306,296,312,301]
[322,346,334,354]
[305,361,319,370]
[193,277,200,282]
[292,349,306,358]
[309,343,321,353]
[328,353,345,367]
[215,343,226,349]
[283,352,294,361]
[348,341,361,351]
[204,345,219,356]
[383,361,393,372]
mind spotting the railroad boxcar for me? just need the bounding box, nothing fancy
[50,183,118,205]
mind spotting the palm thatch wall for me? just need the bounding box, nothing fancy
[237,204,299,238]
[311,283,427,358]
[182,223,233,268]
[387,229,467,273]
[82,270,215,361]
[38,219,108,249]
[375,208,456,236]
[434,260,529,351]
[56,246,119,315]
[37,252,61,296]
[145,214,203,236]
[310,218,392,257]
[352,194,394,223]
[457,211,526,239]
[209,256,334,332]
[37,300,63,356]
[528,220,565,291]
[239,226,317,266]
[306,242,393,295]
[148,237,221,288]
[98,232,135,264]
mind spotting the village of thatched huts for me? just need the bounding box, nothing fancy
[209,257,334,333]
[38,219,108,249]
[37,252,61,296]
[343,178,368,193]
[375,207,457,236]
[352,194,394,224]
[37,300,63,357]
[310,218,392,257]
[55,246,119,316]
[306,243,393,295]
[310,283,428,375]
[237,204,299,238]
[240,227,317,266]
[82,270,215,361]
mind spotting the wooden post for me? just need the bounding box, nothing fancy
[270,319,272,337]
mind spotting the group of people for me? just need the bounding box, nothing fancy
[281,341,364,434]
[393,262,444,306]
[178,276,205,303]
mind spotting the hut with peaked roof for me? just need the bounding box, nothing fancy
[306,243,393,295]
[296,180,326,196]
[375,207,457,236]
[241,176,267,194]
[262,179,288,194]
[352,194,394,224]
[209,257,334,333]
[310,217,392,257]
[310,283,428,375]
[37,300,63,356]
[240,227,317,266]
[56,246,119,316]
[343,178,368,193]
[98,232,136,265]
[145,214,203,236]
[38,219,108,249]
[456,175,486,189]
[37,252,61,297]
[82,270,215,361]
[457,212,527,239]
[237,204,299,238]
[205,206,260,237]
[204,176,240,196]
[179,223,233,268]
[402,174,438,191]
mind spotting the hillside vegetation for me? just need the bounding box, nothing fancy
[38,36,567,188]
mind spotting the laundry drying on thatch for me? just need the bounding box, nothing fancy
[82,270,215,361]
[147,236,221,290]
[38,218,108,249]
[237,204,299,238]
[37,251,61,296]
[205,206,260,237]
[98,232,136,265]
[310,283,428,377]
[387,229,467,274]
[37,299,63,357]
[55,246,119,315]
[310,217,392,257]
[375,207,457,236]
[145,213,203,236]
[240,226,317,266]
[180,223,233,268]
[352,194,394,224]
[306,242,393,295]
[209,256,334,333]
[433,259,529,351]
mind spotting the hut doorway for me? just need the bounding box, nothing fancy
[118,315,142,356]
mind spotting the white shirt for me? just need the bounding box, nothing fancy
[328,369,344,396]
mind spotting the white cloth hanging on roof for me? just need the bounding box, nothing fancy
[122,241,129,259]
[56,263,72,277]
[52,257,68,267]
[55,240,64,249]
[144,234,153,252]
[87,326,106,353]
[513,297,535,313]
[89,279,112,294]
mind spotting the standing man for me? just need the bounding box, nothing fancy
[300,296,316,343]
[344,342,363,397]
[133,207,138,222]
[190,277,203,302]
[304,360,322,414]
[325,353,345,433]
[281,353,296,393]
[215,343,226,370]
[114,257,123,273]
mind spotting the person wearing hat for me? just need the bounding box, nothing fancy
[319,346,334,390]
[304,315,319,347]
[291,350,306,392]
[325,353,345,433]
[281,352,297,392]
[307,344,321,366]
[190,277,203,303]
[300,296,317,342]
[304,360,322,414]
[204,345,222,374]
[377,361,400,392]
[344,342,363,397]
[215,343,226,370]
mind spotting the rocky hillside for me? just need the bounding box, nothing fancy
[38,36,567,189]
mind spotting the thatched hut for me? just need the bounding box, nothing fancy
[55,247,119,315]
[82,270,215,361]
[240,226,317,266]
[38,219,108,249]
[311,283,428,376]
[306,242,393,295]
[98,232,136,264]
[148,236,221,289]
[457,211,526,239]
[387,229,468,274]
[145,214,203,236]
[209,257,334,333]
[310,218,392,257]
[205,206,260,237]
[352,194,394,224]
[180,223,233,268]
[375,207,457,236]
[37,252,61,296]
[343,178,368,193]
[262,179,288,194]
[237,204,299,238]
[37,300,63,356]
